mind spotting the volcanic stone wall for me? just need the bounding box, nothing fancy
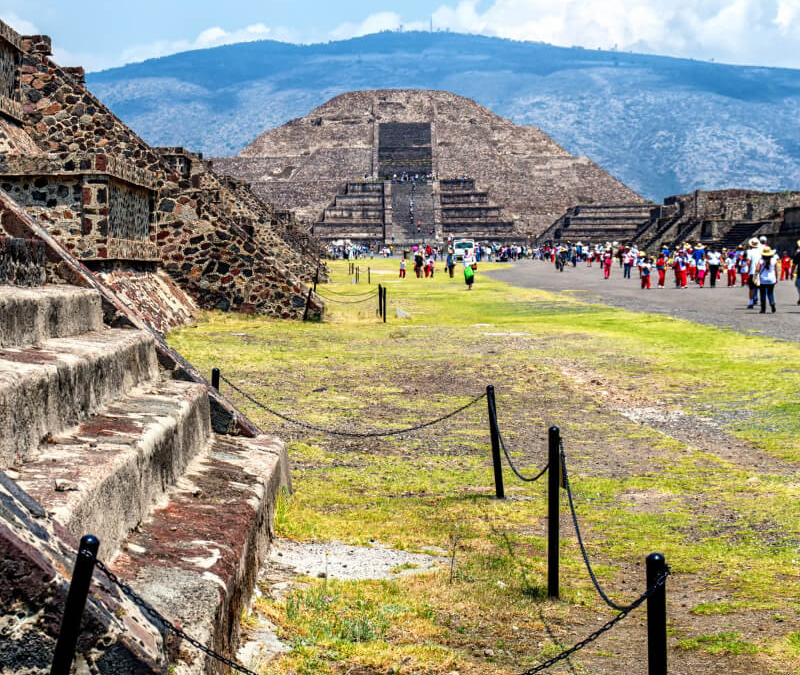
[0,22,324,321]
[0,234,46,285]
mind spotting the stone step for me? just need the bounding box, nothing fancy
[0,328,158,467]
[0,285,103,348]
[15,377,211,559]
[110,433,290,675]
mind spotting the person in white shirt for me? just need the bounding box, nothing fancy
[706,246,722,288]
[755,246,779,313]
[746,238,764,308]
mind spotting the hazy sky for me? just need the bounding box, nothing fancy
[3,0,800,71]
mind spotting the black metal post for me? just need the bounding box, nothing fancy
[486,385,504,499]
[382,287,387,323]
[547,426,561,599]
[314,266,319,293]
[647,553,668,675]
[378,284,383,317]
[357,267,360,284]
[302,287,313,321]
[50,535,100,675]
[368,267,371,284]
[211,368,220,392]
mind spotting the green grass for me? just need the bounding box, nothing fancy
[169,259,800,675]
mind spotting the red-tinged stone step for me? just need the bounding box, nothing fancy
[110,433,290,675]
[16,377,211,559]
[0,285,103,348]
[0,328,159,467]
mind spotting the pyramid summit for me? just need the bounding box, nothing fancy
[213,89,646,243]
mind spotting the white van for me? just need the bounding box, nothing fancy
[453,238,476,262]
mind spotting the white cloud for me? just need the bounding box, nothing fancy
[118,23,300,67]
[329,12,427,41]
[422,0,800,68]
[0,11,38,35]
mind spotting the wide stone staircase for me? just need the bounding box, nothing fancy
[391,181,435,243]
[1,282,289,674]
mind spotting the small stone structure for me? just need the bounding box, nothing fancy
[213,90,644,241]
[0,21,324,326]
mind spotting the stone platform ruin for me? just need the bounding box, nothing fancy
[0,16,330,675]
[539,189,800,252]
[213,90,645,243]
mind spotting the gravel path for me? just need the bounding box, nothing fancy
[488,260,800,342]
[266,539,446,580]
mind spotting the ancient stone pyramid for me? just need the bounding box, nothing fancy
[214,90,645,241]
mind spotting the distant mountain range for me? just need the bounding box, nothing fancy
[87,31,800,202]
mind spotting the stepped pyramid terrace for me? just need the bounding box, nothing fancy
[213,90,645,244]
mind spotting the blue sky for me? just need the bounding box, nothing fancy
[3,0,800,71]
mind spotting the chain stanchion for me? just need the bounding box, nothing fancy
[547,426,561,599]
[486,385,504,499]
[50,535,100,675]
[378,283,383,317]
[211,368,220,392]
[383,286,387,323]
[647,553,668,675]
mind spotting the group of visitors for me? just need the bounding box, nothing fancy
[539,237,800,313]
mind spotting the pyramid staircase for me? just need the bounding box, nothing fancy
[1,281,289,674]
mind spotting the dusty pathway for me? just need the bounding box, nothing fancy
[488,260,800,342]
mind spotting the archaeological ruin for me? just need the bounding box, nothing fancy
[213,90,645,244]
[0,17,326,674]
[539,189,800,252]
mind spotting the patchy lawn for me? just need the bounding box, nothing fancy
[170,259,800,675]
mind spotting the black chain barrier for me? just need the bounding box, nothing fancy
[498,429,549,482]
[94,560,260,675]
[220,373,487,438]
[561,441,642,612]
[314,287,379,298]
[316,291,379,304]
[517,568,670,675]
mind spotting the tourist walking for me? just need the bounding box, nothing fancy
[655,252,666,288]
[399,258,406,278]
[640,256,652,289]
[707,246,721,288]
[603,250,613,279]
[754,246,778,313]
[746,238,762,309]
[464,259,476,290]
[446,249,455,278]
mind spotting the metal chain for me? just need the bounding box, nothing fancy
[498,429,548,482]
[220,373,486,438]
[561,442,639,612]
[315,292,379,304]
[518,568,669,675]
[94,560,259,675]
[314,286,379,298]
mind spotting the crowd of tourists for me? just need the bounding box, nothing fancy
[537,238,800,313]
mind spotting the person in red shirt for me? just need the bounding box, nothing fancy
[781,252,793,280]
[655,253,666,288]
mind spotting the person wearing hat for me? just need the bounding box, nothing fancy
[793,239,800,305]
[754,246,779,313]
[746,237,763,308]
